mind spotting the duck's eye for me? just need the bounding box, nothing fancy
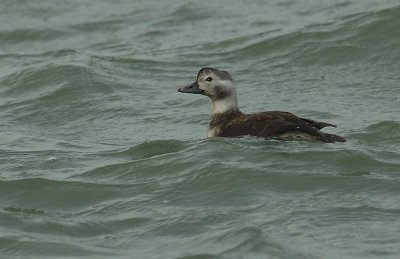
[206,77,213,82]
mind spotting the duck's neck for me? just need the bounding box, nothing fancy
[211,93,239,115]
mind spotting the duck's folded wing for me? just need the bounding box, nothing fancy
[238,111,326,137]
[217,110,345,142]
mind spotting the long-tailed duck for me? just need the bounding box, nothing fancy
[178,67,346,143]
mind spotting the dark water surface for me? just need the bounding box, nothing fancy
[1,0,400,258]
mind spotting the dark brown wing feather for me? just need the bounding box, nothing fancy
[212,110,345,143]
[299,117,336,129]
[242,111,325,137]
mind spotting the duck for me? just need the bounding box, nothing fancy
[178,67,346,143]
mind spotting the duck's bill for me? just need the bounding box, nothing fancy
[178,82,204,94]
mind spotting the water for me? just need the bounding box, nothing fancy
[1,0,400,258]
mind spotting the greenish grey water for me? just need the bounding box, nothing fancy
[1,0,400,258]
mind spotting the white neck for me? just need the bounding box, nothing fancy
[211,93,238,115]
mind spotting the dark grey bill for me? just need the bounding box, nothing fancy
[178,82,204,94]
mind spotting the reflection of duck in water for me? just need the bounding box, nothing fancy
[178,67,346,143]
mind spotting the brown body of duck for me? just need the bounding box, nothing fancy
[178,67,346,143]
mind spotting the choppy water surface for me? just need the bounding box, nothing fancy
[1,0,400,258]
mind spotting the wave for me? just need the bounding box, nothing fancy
[350,121,400,146]
[0,236,113,257]
[0,177,133,208]
[68,134,400,192]
[0,60,126,127]
[0,28,68,43]
[222,5,400,66]
[167,4,399,69]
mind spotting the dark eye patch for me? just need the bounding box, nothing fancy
[206,77,213,82]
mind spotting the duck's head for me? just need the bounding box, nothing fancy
[178,67,238,114]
